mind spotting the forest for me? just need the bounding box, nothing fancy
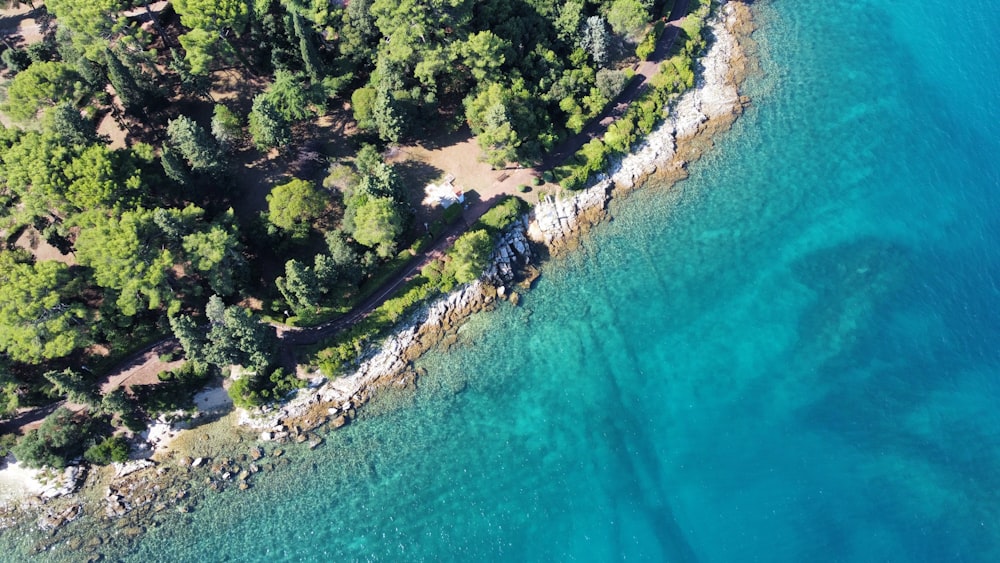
[0,0,703,468]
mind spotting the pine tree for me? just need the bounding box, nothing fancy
[249,94,291,151]
[105,48,145,113]
[276,259,321,313]
[167,115,224,175]
[580,16,611,67]
[291,11,322,80]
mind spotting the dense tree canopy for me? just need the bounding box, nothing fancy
[266,178,327,238]
[0,0,689,445]
[74,208,178,316]
[2,61,86,121]
[351,196,405,257]
[0,253,89,363]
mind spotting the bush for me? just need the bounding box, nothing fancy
[227,375,262,408]
[0,433,16,458]
[158,351,178,363]
[636,21,665,60]
[531,176,543,186]
[442,203,464,225]
[11,408,94,468]
[1,48,30,75]
[478,197,525,232]
[228,366,307,409]
[84,435,130,465]
[517,184,530,193]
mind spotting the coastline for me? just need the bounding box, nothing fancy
[242,0,756,441]
[530,0,755,252]
[0,0,757,548]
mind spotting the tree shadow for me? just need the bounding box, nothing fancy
[416,124,475,151]
[396,159,444,192]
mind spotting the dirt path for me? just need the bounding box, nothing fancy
[1,1,695,436]
[278,0,693,343]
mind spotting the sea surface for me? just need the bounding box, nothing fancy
[7,0,1000,560]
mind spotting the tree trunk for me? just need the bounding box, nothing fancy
[143,0,173,48]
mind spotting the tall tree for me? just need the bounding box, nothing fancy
[248,94,291,151]
[169,313,207,364]
[174,0,254,74]
[199,296,277,372]
[351,196,405,257]
[266,178,326,238]
[43,368,97,406]
[45,0,129,60]
[580,15,611,67]
[0,253,89,364]
[104,48,146,114]
[11,407,92,468]
[74,208,178,317]
[211,104,243,148]
[448,229,492,283]
[275,258,320,313]
[606,0,650,37]
[43,102,103,145]
[2,61,86,121]
[167,115,225,175]
[182,215,245,296]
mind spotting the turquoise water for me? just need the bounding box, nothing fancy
[9,0,1000,560]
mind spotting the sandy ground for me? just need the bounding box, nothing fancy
[0,4,45,46]
[0,457,44,503]
[12,226,75,265]
[193,386,232,414]
[99,340,184,395]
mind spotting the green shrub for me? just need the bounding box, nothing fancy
[11,408,94,468]
[158,351,178,363]
[228,366,307,409]
[636,21,665,61]
[517,184,530,193]
[442,203,464,225]
[84,435,130,465]
[477,197,525,233]
[227,376,262,408]
[0,434,16,458]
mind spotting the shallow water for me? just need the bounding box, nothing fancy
[5,0,1000,560]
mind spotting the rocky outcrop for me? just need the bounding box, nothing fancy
[37,504,81,531]
[39,465,85,499]
[528,181,613,249]
[483,216,533,286]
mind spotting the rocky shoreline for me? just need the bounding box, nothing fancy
[0,1,756,555]
[530,0,755,251]
[241,0,755,444]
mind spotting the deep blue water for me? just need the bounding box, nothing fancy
[9,0,1000,560]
